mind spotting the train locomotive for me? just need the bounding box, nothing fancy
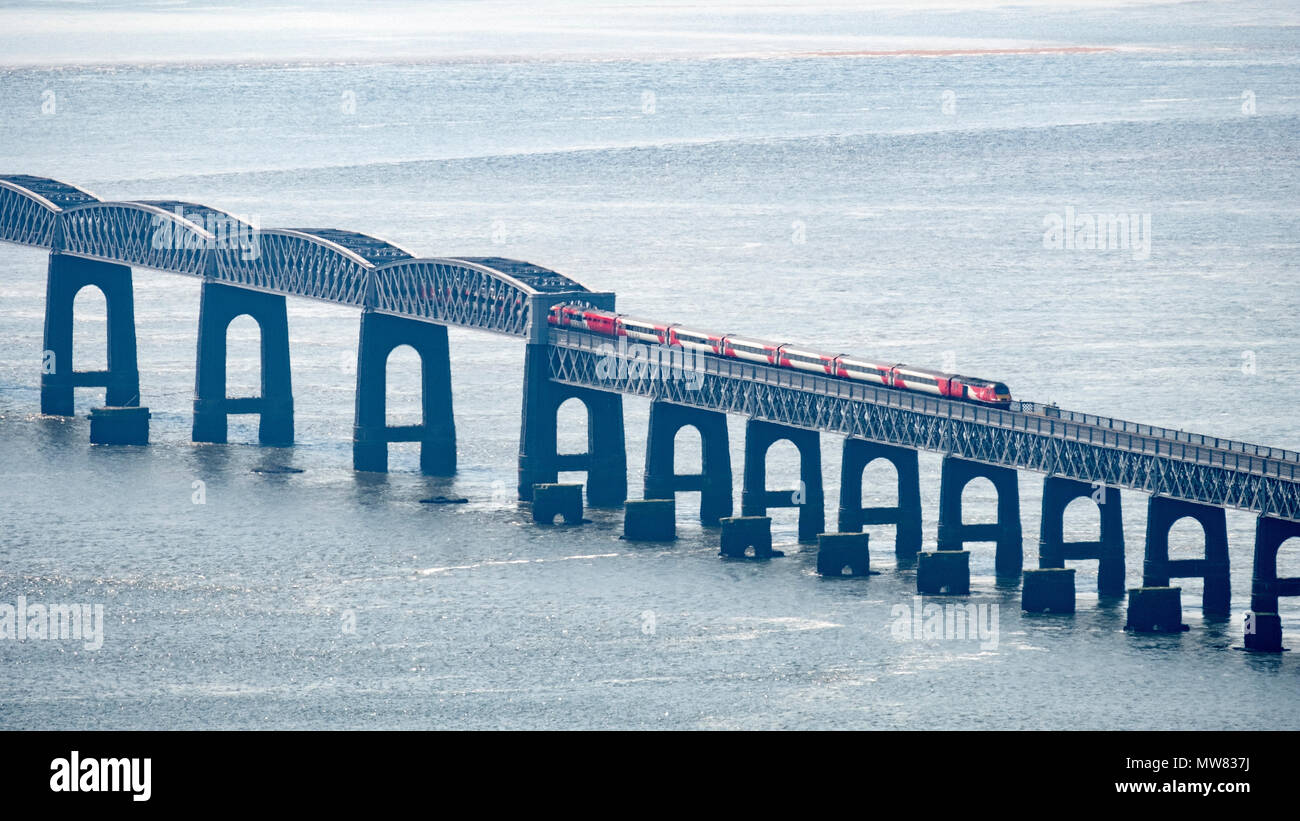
[548,303,1012,407]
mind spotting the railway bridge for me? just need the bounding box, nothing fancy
[2,173,1296,651]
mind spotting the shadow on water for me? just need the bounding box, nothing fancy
[34,413,80,455]
[1093,594,1128,632]
[250,447,305,480]
[993,574,1021,595]
[1239,648,1289,673]
[350,467,390,509]
[186,442,232,475]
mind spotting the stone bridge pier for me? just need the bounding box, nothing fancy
[837,438,922,560]
[352,308,456,475]
[518,293,626,506]
[937,455,1023,576]
[1038,475,1125,596]
[643,400,733,525]
[41,252,140,415]
[192,281,293,445]
[740,419,824,543]
[1247,515,1300,651]
[1142,495,1230,617]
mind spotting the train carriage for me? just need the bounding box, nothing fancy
[722,334,784,366]
[776,344,837,376]
[621,315,670,345]
[672,326,725,355]
[891,364,949,397]
[836,355,892,386]
[545,302,1012,407]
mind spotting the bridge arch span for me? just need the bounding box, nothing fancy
[1142,496,1230,616]
[59,200,250,277]
[219,227,412,306]
[372,256,592,337]
[0,174,98,248]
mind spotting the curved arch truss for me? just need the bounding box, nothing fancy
[0,174,99,248]
[0,175,592,335]
[373,257,584,336]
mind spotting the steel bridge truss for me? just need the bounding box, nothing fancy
[547,329,1300,523]
[0,175,590,337]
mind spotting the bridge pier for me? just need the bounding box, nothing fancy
[643,400,732,525]
[1245,516,1300,651]
[352,309,456,474]
[192,281,293,445]
[517,340,626,505]
[1141,495,1230,617]
[937,456,1023,576]
[41,252,140,415]
[837,439,922,560]
[1038,476,1125,596]
[741,419,824,543]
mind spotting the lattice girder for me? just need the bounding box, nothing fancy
[547,331,1300,523]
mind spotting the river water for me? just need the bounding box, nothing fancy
[0,0,1297,728]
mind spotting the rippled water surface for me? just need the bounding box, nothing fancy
[1,0,1298,728]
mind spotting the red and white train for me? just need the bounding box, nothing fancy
[548,303,1012,406]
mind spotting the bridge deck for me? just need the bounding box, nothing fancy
[4,173,1299,522]
[547,328,1300,523]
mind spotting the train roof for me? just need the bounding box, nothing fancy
[895,364,949,378]
[549,302,1009,388]
[839,354,893,370]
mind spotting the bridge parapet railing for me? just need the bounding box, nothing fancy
[1015,400,1300,464]
[550,328,1300,485]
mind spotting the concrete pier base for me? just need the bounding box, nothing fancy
[643,401,732,525]
[937,456,1022,577]
[816,532,871,577]
[1022,568,1076,613]
[353,309,455,474]
[838,439,922,561]
[532,483,583,525]
[1142,496,1230,617]
[1125,586,1188,632]
[41,252,140,416]
[624,499,676,541]
[720,516,780,559]
[193,281,293,446]
[741,419,824,543]
[89,406,150,445]
[1244,612,1284,652]
[917,550,970,595]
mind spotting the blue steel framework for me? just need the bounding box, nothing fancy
[546,330,1300,523]
[3,174,1298,651]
